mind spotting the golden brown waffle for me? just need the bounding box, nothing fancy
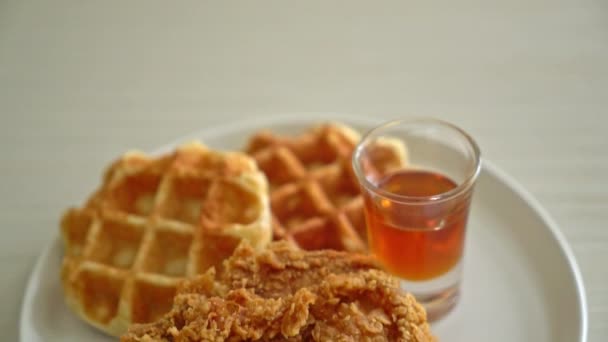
[60,142,271,336]
[246,123,407,252]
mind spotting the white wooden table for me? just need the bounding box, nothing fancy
[1,1,606,340]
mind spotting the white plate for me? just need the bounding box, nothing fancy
[20,114,588,342]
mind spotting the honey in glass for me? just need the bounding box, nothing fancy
[363,169,471,281]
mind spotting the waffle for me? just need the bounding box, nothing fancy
[60,142,271,336]
[246,123,407,252]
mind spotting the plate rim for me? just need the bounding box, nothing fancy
[20,113,588,341]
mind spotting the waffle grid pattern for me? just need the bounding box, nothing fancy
[246,124,406,253]
[61,142,270,336]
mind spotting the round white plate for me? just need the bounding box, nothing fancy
[20,114,587,342]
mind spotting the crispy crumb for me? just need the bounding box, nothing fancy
[122,242,436,342]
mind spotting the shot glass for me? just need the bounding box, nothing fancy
[352,118,481,321]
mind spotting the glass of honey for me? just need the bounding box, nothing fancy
[352,118,481,321]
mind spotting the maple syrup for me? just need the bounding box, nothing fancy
[364,169,471,281]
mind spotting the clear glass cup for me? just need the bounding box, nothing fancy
[352,118,481,321]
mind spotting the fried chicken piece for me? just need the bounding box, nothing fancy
[122,242,435,342]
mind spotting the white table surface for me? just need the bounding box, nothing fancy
[1,1,606,340]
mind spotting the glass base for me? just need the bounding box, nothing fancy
[415,284,459,322]
[399,261,462,322]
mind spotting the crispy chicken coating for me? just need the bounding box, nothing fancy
[122,242,435,342]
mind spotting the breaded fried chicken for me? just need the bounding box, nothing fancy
[121,242,435,342]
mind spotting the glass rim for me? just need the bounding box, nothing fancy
[352,118,482,204]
